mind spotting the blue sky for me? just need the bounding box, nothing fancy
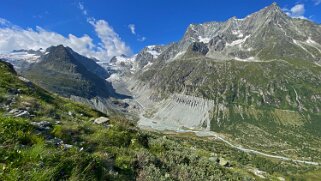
[0,0,320,61]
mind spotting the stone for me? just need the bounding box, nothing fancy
[31,121,52,130]
[50,137,64,146]
[63,144,73,149]
[218,158,231,167]
[7,88,20,94]
[18,76,31,83]
[209,157,218,162]
[68,111,73,116]
[14,110,30,118]
[8,108,30,118]
[94,117,110,125]
[8,108,19,114]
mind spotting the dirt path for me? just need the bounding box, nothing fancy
[195,130,320,166]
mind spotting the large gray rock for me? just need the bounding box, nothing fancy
[94,117,110,125]
[31,121,52,130]
[8,108,30,118]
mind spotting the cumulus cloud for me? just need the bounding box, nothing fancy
[284,4,307,19]
[0,2,132,61]
[0,17,131,62]
[128,24,136,35]
[89,19,131,59]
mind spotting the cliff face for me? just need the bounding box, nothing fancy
[22,45,112,99]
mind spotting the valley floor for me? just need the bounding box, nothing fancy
[107,74,321,168]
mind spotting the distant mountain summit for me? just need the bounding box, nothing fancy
[22,45,112,99]
[153,3,321,63]
[102,3,321,160]
[105,45,168,75]
[0,49,44,71]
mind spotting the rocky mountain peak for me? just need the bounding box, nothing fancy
[158,2,321,63]
[45,45,69,58]
[267,2,280,11]
[251,2,287,22]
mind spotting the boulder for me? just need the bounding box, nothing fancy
[15,110,30,118]
[94,117,110,125]
[31,121,52,130]
[8,108,30,118]
[63,144,73,150]
[209,157,219,162]
[218,158,230,167]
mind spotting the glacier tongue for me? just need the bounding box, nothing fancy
[0,50,42,71]
[0,51,41,63]
[137,93,215,131]
[123,79,215,131]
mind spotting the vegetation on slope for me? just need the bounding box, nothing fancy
[1,59,321,180]
[140,57,321,161]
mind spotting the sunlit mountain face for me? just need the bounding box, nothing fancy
[1,1,321,180]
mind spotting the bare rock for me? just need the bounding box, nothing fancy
[31,121,52,130]
[8,108,30,118]
[94,117,110,125]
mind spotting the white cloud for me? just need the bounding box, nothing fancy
[313,0,321,5]
[128,24,147,42]
[0,18,19,29]
[137,36,147,42]
[284,4,307,19]
[78,2,88,15]
[0,18,132,62]
[0,18,9,25]
[291,4,305,16]
[89,19,131,59]
[128,24,136,35]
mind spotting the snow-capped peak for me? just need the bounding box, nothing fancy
[146,45,162,58]
[0,49,44,70]
[0,49,43,63]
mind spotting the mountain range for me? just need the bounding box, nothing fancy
[1,2,321,180]
[105,2,321,164]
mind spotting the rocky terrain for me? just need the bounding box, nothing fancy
[0,45,134,114]
[155,3,321,63]
[1,2,321,180]
[5,59,320,180]
[100,3,321,164]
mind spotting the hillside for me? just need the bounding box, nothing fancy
[0,60,257,180]
[2,2,321,180]
[101,3,321,165]
[2,57,321,180]
[21,45,112,99]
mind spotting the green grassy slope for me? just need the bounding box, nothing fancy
[140,57,321,161]
[1,60,320,180]
[0,60,249,180]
